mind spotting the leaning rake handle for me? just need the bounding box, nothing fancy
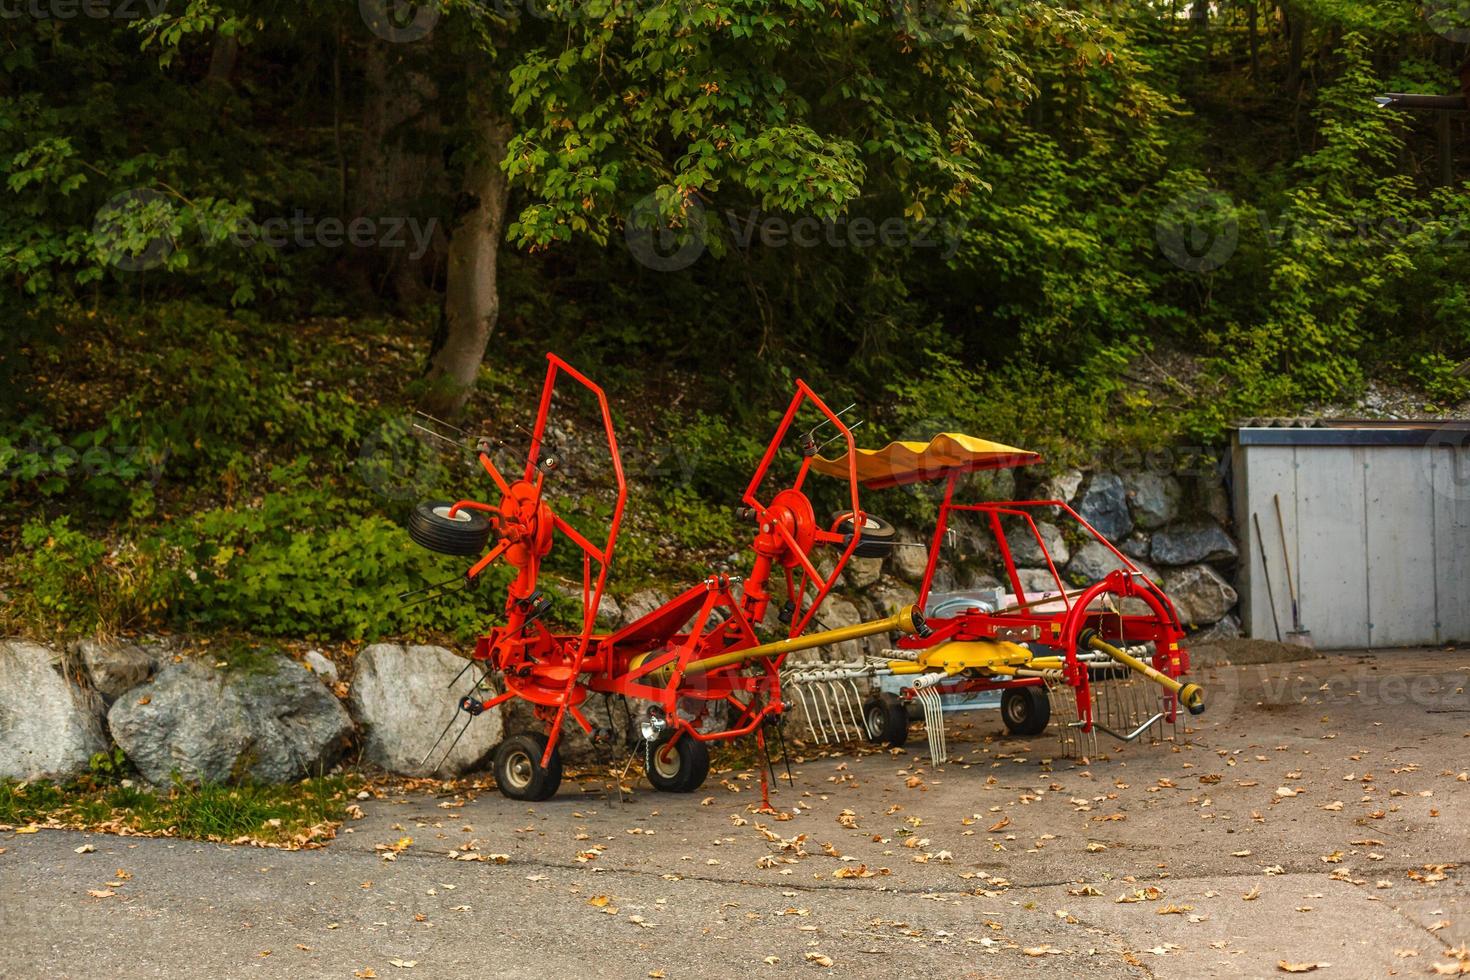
[1273,494,1305,633]
[1252,512,1283,643]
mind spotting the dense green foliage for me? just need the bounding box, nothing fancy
[3,1,1469,641]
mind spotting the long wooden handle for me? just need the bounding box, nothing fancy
[1272,494,1298,605]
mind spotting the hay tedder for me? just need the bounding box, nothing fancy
[407,354,1205,801]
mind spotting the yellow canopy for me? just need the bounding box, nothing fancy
[811,432,1041,489]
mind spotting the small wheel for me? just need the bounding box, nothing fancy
[493,733,563,801]
[830,511,898,558]
[645,735,710,793]
[863,693,909,747]
[408,501,493,557]
[1000,686,1051,737]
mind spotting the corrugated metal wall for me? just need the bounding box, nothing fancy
[1233,432,1470,649]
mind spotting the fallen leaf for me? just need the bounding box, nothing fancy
[86,889,115,899]
[804,952,833,967]
[1277,961,1328,973]
[74,844,95,854]
[388,960,417,969]
[988,816,1011,833]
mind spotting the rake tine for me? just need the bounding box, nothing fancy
[799,687,823,740]
[432,713,475,775]
[446,655,477,691]
[420,707,465,769]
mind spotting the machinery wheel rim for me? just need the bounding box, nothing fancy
[432,505,473,523]
[1004,697,1027,726]
[865,706,884,738]
[504,749,535,790]
[651,743,681,779]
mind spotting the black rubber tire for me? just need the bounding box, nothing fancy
[831,511,898,558]
[1000,686,1051,737]
[863,693,909,747]
[408,501,493,557]
[645,736,710,793]
[493,733,563,801]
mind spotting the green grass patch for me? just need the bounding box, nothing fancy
[0,774,361,847]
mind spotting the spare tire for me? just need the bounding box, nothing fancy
[408,501,493,556]
[830,511,898,558]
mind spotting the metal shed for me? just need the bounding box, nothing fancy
[1231,421,1470,649]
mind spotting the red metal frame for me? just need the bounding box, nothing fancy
[450,357,877,765]
[902,471,1190,733]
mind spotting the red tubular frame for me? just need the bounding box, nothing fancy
[904,476,1190,733]
[452,360,878,767]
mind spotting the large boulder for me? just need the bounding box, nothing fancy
[1124,472,1181,530]
[1076,473,1133,539]
[350,644,502,777]
[1151,520,1238,566]
[76,637,166,703]
[1016,567,1064,596]
[888,531,931,583]
[1162,564,1239,626]
[0,641,109,780]
[1005,520,1070,568]
[109,656,353,785]
[1188,613,1241,644]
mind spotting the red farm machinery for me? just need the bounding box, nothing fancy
[407,355,1205,801]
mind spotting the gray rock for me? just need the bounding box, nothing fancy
[1076,473,1133,538]
[1151,520,1238,566]
[0,641,109,780]
[1188,613,1241,643]
[620,589,669,625]
[806,595,865,661]
[595,592,621,625]
[1042,468,1083,506]
[350,644,501,777]
[1067,540,1158,585]
[845,556,883,590]
[1015,567,1064,596]
[1124,472,1181,529]
[1005,520,1070,568]
[1198,479,1232,526]
[1162,564,1239,626]
[76,638,161,703]
[303,650,339,685]
[888,532,930,583]
[110,656,352,785]
[1119,532,1152,560]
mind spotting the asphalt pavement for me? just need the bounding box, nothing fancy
[2,646,1468,979]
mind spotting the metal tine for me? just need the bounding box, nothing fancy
[834,678,858,740]
[814,419,865,455]
[414,410,470,436]
[812,684,833,742]
[796,685,823,743]
[809,683,831,743]
[838,680,863,738]
[815,683,839,742]
[803,403,857,443]
[799,683,827,744]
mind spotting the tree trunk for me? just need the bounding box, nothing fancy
[421,109,511,418]
[1247,1,1260,82]
[350,43,443,308]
